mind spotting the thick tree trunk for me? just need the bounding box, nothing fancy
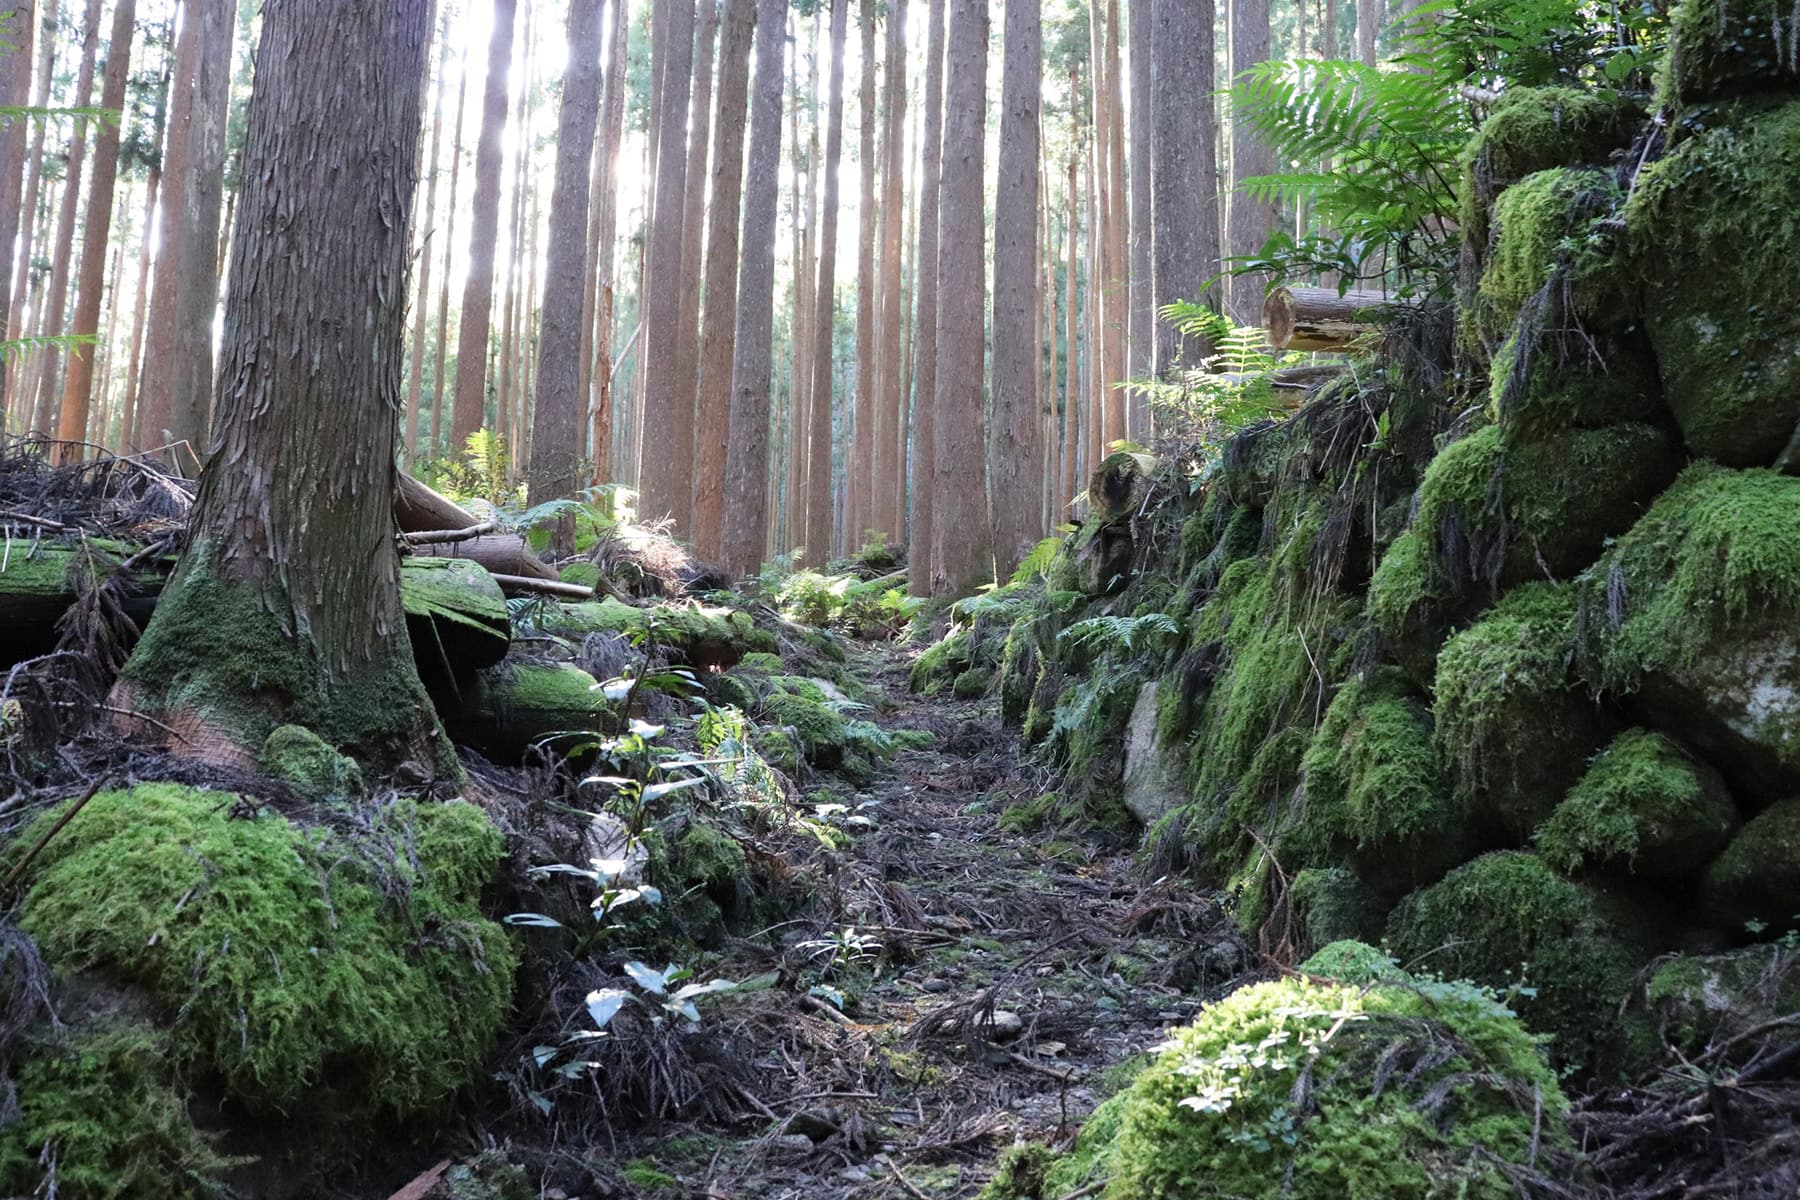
[53,0,135,459]
[876,0,907,546]
[117,65,170,452]
[404,12,448,465]
[1356,0,1377,65]
[1227,0,1276,323]
[450,0,517,448]
[720,0,786,578]
[906,0,944,595]
[933,0,990,596]
[989,0,1040,580]
[526,0,603,523]
[0,0,34,422]
[114,0,452,776]
[1151,0,1220,374]
[585,0,629,487]
[692,0,755,560]
[803,0,847,562]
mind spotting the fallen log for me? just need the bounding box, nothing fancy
[394,472,480,534]
[411,532,559,583]
[488,573,597,601]
[1263,286,1397,352]
[394,473,558,581]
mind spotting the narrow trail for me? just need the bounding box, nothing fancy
[615,642,1250,1199]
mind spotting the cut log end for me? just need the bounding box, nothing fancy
[1263,286,1395,352]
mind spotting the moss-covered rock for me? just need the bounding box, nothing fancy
[545,598,773,669]
[1577,464,1800,792]
[1701,799,1800,933]
[1478,167,1628,342]
[1634,942,1800,1059]
[1386,851,1641,1067]
[953,666,994,699]
[453,659,615,762]
[399,556,511,672]
[1536,729,1738,878]
[1099,972,1566,1199]
[1298,938,1410,985]
[1367,528,1460,686]
[260,723,365,801]
[1434,584,1613,838]
[14,785,515,1130]
[558,561,603,589]
[1289,869,1387,954]
[1626,100,1800,466]
[1488,323,1664,437]
[758,691,848,768]
[1660,0,1800,108]
[1462,86,1637,205]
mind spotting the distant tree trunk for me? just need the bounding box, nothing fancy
[638,0,696,524]
[720,0,784,578]
[803,0,846,561]
[431,44,468,461]
[875,0,906,546]
[586,0,629,486]
[666,0,717,533]
[849,0,877,548]
[989,0,1039,579]
[691,0,755,560]
[1228,0,1275,323]
[1060,150,1078,510]
[933,0,989,595]
[114,0,452,776]
[1326,0,1339,59]
[906,0,944,595]
[1125,0,1151,432]
[0,0,35,421]
[118,68,171,450]
[496,12,533,468]
[450,0,516,447]
[1100,0,1127,450]
[785,11,817,552]
[404,11,449,466]
[5,4,53,397]
[52,0,135,459]
[1356,0,1376,64]
[1152,0,1219,374]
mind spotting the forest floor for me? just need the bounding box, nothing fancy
[595,642,1254,1200]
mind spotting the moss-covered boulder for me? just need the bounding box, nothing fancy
[1367,528,1461,686]
[1634,943,1800,1059]
[758,690,848,768]
[1461,86,1636,215]
[1536,729,1738,879]
[452,659,615,762]
[1701,799,1800,933]
[1386,851,1641,1067]
[544,598,773,670]
[260,723,366,801]
[13,785,515,1135]
[1626,100,1800,466]
[1660,0,1800,108]
[1477,167,1628,342]
[399,556,511,672]
[1434,584,1614,838]
[1578,464,1800,793]
[1488,323,1663,437]
[1122,681,1186,824]
[1289,869,1386,953]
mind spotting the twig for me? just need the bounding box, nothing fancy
[402,520,498,545]
[880,1156,933,1200]
[385,1159,451,1200]
[0,777,107,895]
[1007,1050,1076,1083]
[1052,1182,1108,1200]
[487,573,596,600]
[0,511,72,531]
[799,993,856,1026]
[101,705,193,744]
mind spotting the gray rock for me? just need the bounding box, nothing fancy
[1122,681,1186,824]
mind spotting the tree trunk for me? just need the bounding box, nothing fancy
[53,0,136,460]
[803,0,847,562]
[1263,285,1394,350]
[586,0,629,487]
[404,10,449,465]
[691,0,754,560]
[989,0,1040,579]
[0,0,35,422]
[428,45,468,462]
[933,0,989,596]
[113,0,452,776]
[905,0,944,594]
[849,0,878,549]
[1100,0,1127,449]
[1227,0,1275,323]
[4,1,54,391]
[525,0,602,527]
[117,61,171,452]
[1356,0,1376,65]
[876,0,907,547]
[450,0,517,448]
[1151,0,1220,374]
[1060,149,1078,514]
[495,12,533,472]
[720,0,785,579]
[666,0,717,532]
[1125,0,1151,427]
[784,11,817,553]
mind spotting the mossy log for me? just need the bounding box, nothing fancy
[1262,286,1396,351]
[447,659,617,762]
[542,597,773,671]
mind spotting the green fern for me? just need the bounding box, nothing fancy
[1057,612,1180,655]
[1010,536,1066,586]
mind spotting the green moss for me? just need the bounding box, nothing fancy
[1659,0,1800,108]
[1037,1091,1133,1197]
[1478,167,1627,341]
[399,556,510,670]
[1536,729,1738,878]
[976,1145,1057,1200]
[455,660,615,762]
[1462,87,1635,198]
[1299,939,1410,985]
[1386,851,1640,1068]
[1367,529,1456,682]
[953,666,994,699]
[1289,869,1387,953]
[759,691,848,767]
[260,724,364,800]
[1637,943,1800,1059]
[1702,799,1800,934]
[622,1160,681,1193]
[546,598,772,665]
[1626,100,1800,465]
[0,1022,237,1199]
[558,561,602,589]
[15,784,516,1125]
[1103,974,1566,1199]
[1488,324,1663,436]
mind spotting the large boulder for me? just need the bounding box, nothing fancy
[1702,799,1800,933]
[1660,0,1800,108]
[1121,681,1186,824]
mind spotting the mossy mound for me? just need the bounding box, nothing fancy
[1536,729,1738,879]
[14,784,516,1128]
[1462,86,1635,204]
[260,723,365,801]
[399,556,512,672]
[454,659,616,762]
[1488,323,1663,437]
[1478,167,1627,342]
[953,666,995,699]
[1099,972,1566,1199]
[1701,799,1800,933]
[1433,584,1612,838]
[1299,938,1410,985]
[1626,99,1800,466]
[1367,528,1460,686]
[1289,868,1386,952]
[1634,943,1800,1059]
[1386,851,1641,1068]
[758,691,848,768]
[1660,0,1800,108]
[1577,463,1800,792]
[545,598,774,669]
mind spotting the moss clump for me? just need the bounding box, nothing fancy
[15,784,516,1125]
[1636,943,1800,1059]
[1386,851,1640,1068]
[1290,868,1387,954]
[455,660,615,762]
[546,598,773,666]
[1659,0,1800,109]
[759,691,847,767]
[1300,939,1412,985]
[1478,167,1628,341]
[1434,584,1611,838]
[1367,528,1458,684]
[1488,324,1663,437]
[558,561,602,589]
[260,723,365,800]
[1536,729,1738,879]
[1102,973,1566,1199]
[1701,799,1800,934]
[953,666,994,699]
[1626,100,1800,465]
[0,1022,236,1199]
[1462,86,1635,201]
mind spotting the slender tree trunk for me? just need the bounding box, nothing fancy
[1356,0,1376,64]
[989,0,1039,579]
[1125,0,1152,432]
[906,0,944,595]
[848,0,877,548]
[876,0,906,546]
[0,0,35,422]
[118,68,171,451]
[404,10,449,466]
[1060,149,1078,511]
[803,0,846,561]
[53,0,135,459]
[430,43,468,462]
[586,0,629,487]
[91,231,122,445]
[785,11,817,552]
[1326,0,1339,59]
[1152,0,1219,374]
[115,0,452,775]
[1084,135,1101,478]
[721,0,785,578]
[1227,0,1275,322]
[664,0,716,533]
[1101,0,1127,449]
[933,0,989,595]
[451,0,517,446]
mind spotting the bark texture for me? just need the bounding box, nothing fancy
[1151,0,1219,374]
[0,1,34,420]
[850,0,877,547]
[876,0,907,544]
[906,0,945,595]
[803,0,847,561]
[1227,0,1276,323]
[404,12,448,464]
[1125,0,1152,412]
[585,0,630,486]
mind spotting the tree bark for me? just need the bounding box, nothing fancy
[114,0,452,775]
[0,0,35,422]
[849,0,878,548]
[450,0,516,448]
[4,1,54,392]
[933,0,989,595]
[906,0,944,595]
[803,0,847,562]
[1263,285,1393,350]
[1125,0,1152,425]
[1356,0,1377,65]
[404,10,449,466]
[720,0,785,579]
[1151,0,1220,374]
[784,11,817,553]
[117,62,171,452]
[427,44,468,463]
[1227,0,1276,323]
[1101,0,1128,448]
[876,0,907,546]
[666,0,717,533]
[584,0,629,488]
[989,0,1040,579]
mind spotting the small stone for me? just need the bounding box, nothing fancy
[921,978,951,994]
[838,1166,872,1183]
[772,1134,814,1154]
[985,1009,1025,1040]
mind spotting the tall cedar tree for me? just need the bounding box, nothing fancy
[0,1,33,419]
[876,0,907,540]
[117,71,171,448]
[450,0,517,446]
[639,0,696,524]
[52,0,135,458]
[1228,0,1275,322]
[906,0,944,595]
[692,0,756,559]
[850,0,877,545]
[6,1,53,390]
[803,0,847,560]
[933,0,989,595]
[721,0,786,577]
[989,0,1040,577]
[1125,0,1151,420]
[114,0,450,773]
[527,0,604,518]
[1101,0,1127,445]
[1060,147,1078,508]
[669,0,717,530]
[785,12,819,551]
[430,46,468,460]
[1151,0,1219,373]
[404,10,449,464]
[586,0,629,485]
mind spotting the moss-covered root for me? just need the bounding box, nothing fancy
[1386,851,1643,1070]
[1626,99,1800,466]
[1659,0,1800,109]
[1701,799,1800,934]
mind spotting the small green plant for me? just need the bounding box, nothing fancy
[1126,308,1302,467]
[797,926,884,976]
[1057,612,1180,655]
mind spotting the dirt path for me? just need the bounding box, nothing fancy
[608,643,1249,1200]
